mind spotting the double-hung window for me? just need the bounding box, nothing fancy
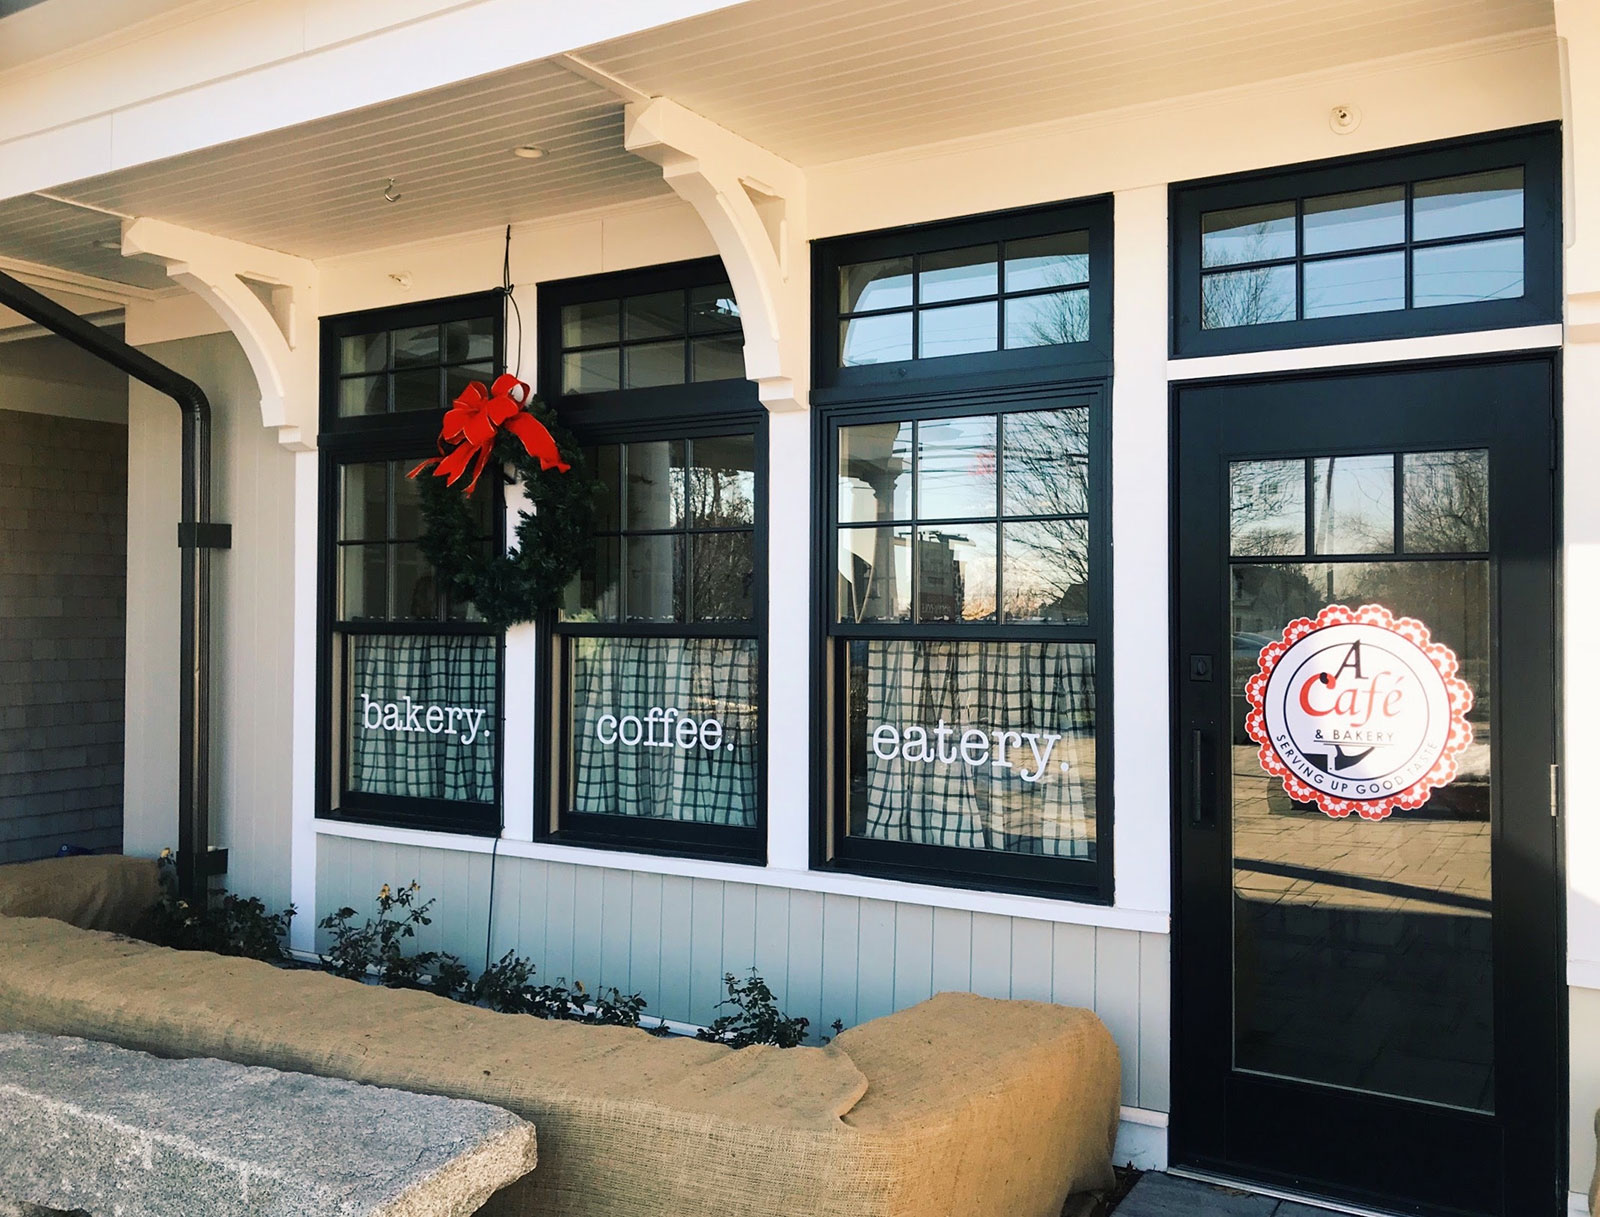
[317,292,504,834]
[814,200,1113,901]
[540,259,765,861]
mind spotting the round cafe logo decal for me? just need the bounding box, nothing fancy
[1244,604,1473,821]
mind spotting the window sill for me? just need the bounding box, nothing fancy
[313,819,1170,933]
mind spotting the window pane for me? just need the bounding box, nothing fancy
[392,324,440,368]
[625,440,685,530]
[1005,232,1089,292]
[1413,168,1523,240]
[838,421,912,524]
[1312,454,1394,555]
[560,536,620,623]
[563,348,619,395]
[338,375,386,417]
[692,531,755,621]
[340,333,386,375]
[840,258,913,313]
[1230,459,1305,557]
[1004,519,1089,624]
[691,335,744,382]
[690,283,741,333]
[444,361,495,405]
[589,444,622,532]
[346,633,497,803]
[623,340,686,389]
[843,640,1096,857]
[1404,450,1489,553]
[919,244,997,303]
[918,414,997,520]
[567,636,758,827]
[341,462,388,541]
[918,300,997,359]
[841,313,912,366]
[917,524,996,623]
[339,544,387,620]
[562,300,618,348]
[391,543,440,619]
[393,367,442,412]
[837,526,910,623]
[1003,409,1088,517]
[624,533,684,622]
[624,291,685,341]
[1302,186,1405,254]
[392,466,425,540]
[443,317,495,363]
[1413,236,1524,308]
[1202,202,1296,267]
[688,434,756,527]
[1303,250,1405,318]
[1201,265,1296,329]
[1005,289,1088,348]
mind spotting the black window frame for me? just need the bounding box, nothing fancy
[1171,124,1562,358]
[537,259,768,863]
[812,196,1115,402]
[316,290,507,836]
[811,200,1116,904]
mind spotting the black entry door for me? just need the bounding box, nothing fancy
[1172,358,1562,1216]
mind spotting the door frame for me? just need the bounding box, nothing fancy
[1165,352,1568,1215]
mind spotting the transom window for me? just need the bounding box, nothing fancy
[1172,126,1560,356]
[558,281,743,395]
[838,232,1090,366]
[814,198,1113,398]
[334,316,496,418]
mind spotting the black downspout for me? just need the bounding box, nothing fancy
[0,268,227,899]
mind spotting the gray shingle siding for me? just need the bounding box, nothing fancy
[0,409,126,862]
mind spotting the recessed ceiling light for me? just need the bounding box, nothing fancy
[512,145,546,160]
[92,239,121,251]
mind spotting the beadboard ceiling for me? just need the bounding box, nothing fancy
[0,0,1556,271]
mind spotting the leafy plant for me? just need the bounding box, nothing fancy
[317,882,471,999]
[146,892,296,962]
[696,969,844,1048]
[471,950,647,1027]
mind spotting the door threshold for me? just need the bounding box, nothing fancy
[1165,1168,1409,1217]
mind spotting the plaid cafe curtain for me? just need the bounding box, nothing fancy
[850,639,1096,857]
[570,636,758,827]
[347,634,497,802]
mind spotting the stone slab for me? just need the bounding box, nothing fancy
[0,1032,536,1217]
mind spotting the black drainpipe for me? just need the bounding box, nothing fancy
[0,268,228,899]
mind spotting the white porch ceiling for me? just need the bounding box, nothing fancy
[0,0,1556,267]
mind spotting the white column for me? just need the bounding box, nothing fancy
[1110,185,1173,917]
[765,405,813,871]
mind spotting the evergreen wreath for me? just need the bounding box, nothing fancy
[412,390,597,629]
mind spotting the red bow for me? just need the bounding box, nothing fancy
[408,375,569,494]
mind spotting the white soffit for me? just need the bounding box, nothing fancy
[580,0,1555,165]
[11,59,666,262]
[0,194,173,290]
[0,0,1556,264]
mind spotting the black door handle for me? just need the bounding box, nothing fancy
[1190,728,1214,828]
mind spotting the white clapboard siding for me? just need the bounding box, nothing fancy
[315,837,1170,1111]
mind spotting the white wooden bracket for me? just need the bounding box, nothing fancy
[122,217,320,450]
[624,98,808,412]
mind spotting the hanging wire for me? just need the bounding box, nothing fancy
[502,225,522,380]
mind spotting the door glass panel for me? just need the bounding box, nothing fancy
[1311,454,1394,554]
[1229,457,1494,1113]
[1403,450,1489,553]
[1230,459,1306,557]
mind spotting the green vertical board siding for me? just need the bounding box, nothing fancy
[820,894,860,1031]
[1138,931,1171,1112]
[753,886,791,1008]
[784,890,825,1038]
[1095,926,1142,1103]
[891,903,934,1011]
[599,868,632,992]
[855,899,897,1024]
[1051,922,1096,1011]
[969,912,1013,999]
[629,871,664,1013]
[688,878,725,1022]
[656,875,694,1023]
[930,907,973,995]
[1010,918,1054,1003]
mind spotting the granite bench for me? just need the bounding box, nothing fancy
[0,855,1121,1217]
[0,1032,537,1217]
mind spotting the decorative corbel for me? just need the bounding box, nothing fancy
[121,218,319,450]
[624,98,808,412]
